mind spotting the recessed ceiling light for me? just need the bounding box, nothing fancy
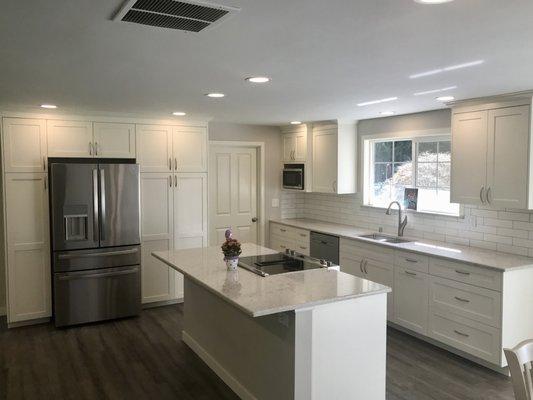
[380,111,395,116]
[245,76,271,83]
[436,96,455,101]
[414,86,457,96]
[290,121,302,125]
[414,0,454,4]
[172,111,186,116]
[40,104,57,109]
[410,60,484,79]
[206,93,225,98]
[357,97,398,107]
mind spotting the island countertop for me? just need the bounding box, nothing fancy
[152,243,390,318]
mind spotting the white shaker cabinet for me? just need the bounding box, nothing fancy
[173,126,208,172]
[4,173,51,323]
[136,125,173,172]
[394,266,429,335]
[312,122,357,194]
[2,118,47,173]
[451,101,531,209]
[47,120,93,158]
[282,129,307,162]
[93,122,136,158]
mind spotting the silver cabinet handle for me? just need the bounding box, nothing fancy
[332,180,337,193]
[363,260,368,274]
[43,156,46,171]
[299,246,307,250]
[100,169,106,241]
[359,259,364,274]
[454,330,470,338]
[93,169,99,241]
[486,187,491,204]
[58,248,139,259]
[454,296,470,303]
[405,258,418,263]
[44,178,47,190]
[174,175,177,188]
[169,175,172,187]
[175,157,178,170]
[479,186,485,204]
[58,268,138,281]
[169,158,172,171]
[405,270,417,276]
[89,141,93,156]
[94,141,98,156]
[280,228,287,232]
[455,269,470,276]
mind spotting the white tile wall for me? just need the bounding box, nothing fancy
[281,191,533,257]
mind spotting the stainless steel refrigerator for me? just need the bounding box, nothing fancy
[50,162,141,327]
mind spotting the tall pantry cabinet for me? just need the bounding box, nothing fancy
[137,125,208,304]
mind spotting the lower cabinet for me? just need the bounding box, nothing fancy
[269,223,310,256]
[140,172,207,304]
[394,267,429,335]
[4,173,51,323]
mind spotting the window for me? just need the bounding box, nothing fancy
[366,136,460,216]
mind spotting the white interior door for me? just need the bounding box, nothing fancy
[209,146,258,246]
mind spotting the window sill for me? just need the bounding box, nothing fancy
[361,204,464,219]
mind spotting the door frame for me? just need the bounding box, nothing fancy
[208,141,266,246]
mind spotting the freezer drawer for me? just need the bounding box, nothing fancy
[54,265,141,327]
[53,245,141,273]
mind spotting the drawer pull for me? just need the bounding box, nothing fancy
[455,269,471,276]
[280,245,286,248]
[405,258,418,263]
[299,246,307,250]
[454,330,470,338]
[299,233,307,237]
[405,271,417,276]
[280,229,287,232]
[454,296,470,303]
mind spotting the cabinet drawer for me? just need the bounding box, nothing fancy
[429,277,501,328]
[428,311,501,365]
[395,251,429,273]
[340,238,394,264]
[269,234,295,253]
[270,223,310,241]
[429,258,502,291]
[294,241,310,256]
[293,228,310,242]
[271,223,292,238]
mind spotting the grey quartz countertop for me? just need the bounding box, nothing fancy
[153,243,390,318]
[270,218,533,272]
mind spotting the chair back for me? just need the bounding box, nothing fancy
[504,340,533,400]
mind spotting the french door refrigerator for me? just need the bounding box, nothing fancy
[50,162,141,327]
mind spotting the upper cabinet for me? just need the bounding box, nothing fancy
[451,98,531,209]
[2,118,47,173]
[93,123,136,158]
[137,124,207,173]
[282,125,307,162]
[47,120,93,158]
[312,122,357,194]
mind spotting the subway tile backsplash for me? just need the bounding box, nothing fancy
[280,191,533,257]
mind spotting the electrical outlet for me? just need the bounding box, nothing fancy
[272,198,279,208]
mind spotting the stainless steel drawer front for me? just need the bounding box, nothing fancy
[53,245,141,273]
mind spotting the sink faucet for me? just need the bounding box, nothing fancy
[386,201,408,237]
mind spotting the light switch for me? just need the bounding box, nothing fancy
[272,198,280,208]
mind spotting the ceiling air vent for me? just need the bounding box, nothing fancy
[114,0,240,33]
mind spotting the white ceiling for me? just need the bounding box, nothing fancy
[1,0,532,125]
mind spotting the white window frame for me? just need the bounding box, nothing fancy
[362,128,463,217]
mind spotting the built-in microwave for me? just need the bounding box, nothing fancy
[283,164,304,190]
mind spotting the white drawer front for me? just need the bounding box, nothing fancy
[429,277,501,328]
[270,223,293,238]
[269,234,295,253]
[293,228,310,242]
[429,311,500,365]
[294,241,310,256]
[395,251,429,273]
[340,238,394,265]
[429,258,502,291]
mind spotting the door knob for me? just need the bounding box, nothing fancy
[252,217,258,222]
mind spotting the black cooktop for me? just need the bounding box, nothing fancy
[238,253,323,276]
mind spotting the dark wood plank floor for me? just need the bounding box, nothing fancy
[0,305,514,400]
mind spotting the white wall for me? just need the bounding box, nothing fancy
[208,122,282,239]
[281,109,533,257]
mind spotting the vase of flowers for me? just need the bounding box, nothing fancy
[221,229,242,271]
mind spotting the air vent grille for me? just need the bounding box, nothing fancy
[114,0,239,32]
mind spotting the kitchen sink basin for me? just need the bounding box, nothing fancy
[359,233,412,244]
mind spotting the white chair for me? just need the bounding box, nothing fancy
[504,339,533,400]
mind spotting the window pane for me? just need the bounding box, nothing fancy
[438,141,451,162]
[418,188,460,215]
[438,162,451,188]
[373,182,390,206]
[394,141,412,162]
[418,142,438,162]
[374,163,392,183]
[392,185,406,203]
[393,162,413,185]
[417,162,437,187]
[374,142,392,162]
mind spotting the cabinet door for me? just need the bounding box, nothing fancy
[173,173,207,298]
[140,173,175,303]
[394,267,429,335]
[294,131,307,161]
[136,125,173,173]
[47,120,93,157]
[450,111,488,205]
[5,173,51,322]
[2,118,47,172]
[486,106,529,209]
[173,126,207,172]
[283,134,296,162]
[312,128,338,193]
[364,259,394,320]
[93,122,136,158]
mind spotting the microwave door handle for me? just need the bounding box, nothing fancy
[100,168,106,241]
[93,168,99,242]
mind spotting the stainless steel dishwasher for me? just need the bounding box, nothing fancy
[310,232,339,264]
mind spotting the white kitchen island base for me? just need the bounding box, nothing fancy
[182,278,387,400]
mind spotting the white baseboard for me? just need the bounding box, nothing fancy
[182,330,257,400]
[141,298,183,309]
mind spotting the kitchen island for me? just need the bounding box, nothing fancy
[153,243,390,400]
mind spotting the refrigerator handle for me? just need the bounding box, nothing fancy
[93,169,99,242]
[100,168,106,241]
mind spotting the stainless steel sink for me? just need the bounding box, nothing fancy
[359,233,412,244]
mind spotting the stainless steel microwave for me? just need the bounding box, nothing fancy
[283,164,304,190]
